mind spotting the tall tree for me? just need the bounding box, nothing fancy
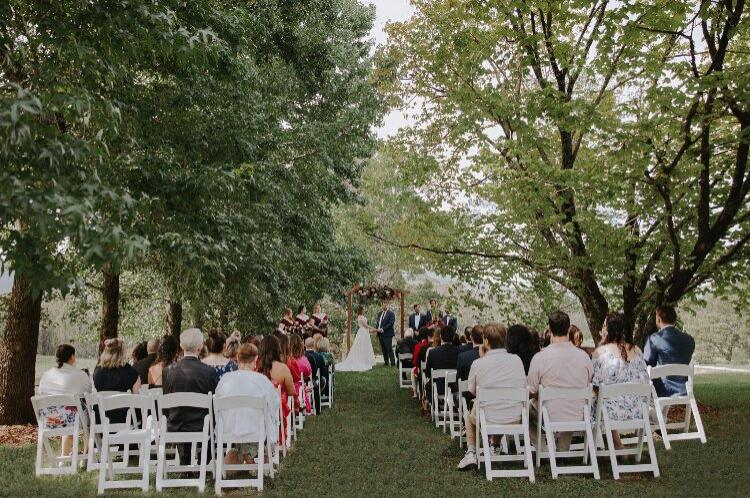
[376,0,750,343]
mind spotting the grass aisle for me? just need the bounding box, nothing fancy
[1,368,749,496]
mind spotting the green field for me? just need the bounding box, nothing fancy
[3,366,750,497]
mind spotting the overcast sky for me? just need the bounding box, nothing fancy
[367,0,414,138]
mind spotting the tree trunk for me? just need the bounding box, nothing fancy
[99,268,120,344]
[191,304,204,329]
[0,274,43,424]
[219,305,229,332]
[165,299,182,337]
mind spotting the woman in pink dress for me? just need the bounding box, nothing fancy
[290,334,313,413]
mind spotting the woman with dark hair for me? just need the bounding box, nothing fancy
[274,332,302,397]
[131,341,148,364]
[258,335,295,445]
[506,324,538,374]
[38,344,93,456]
[591,312,649,449]
[295,305,311,330]
[202,330,238,381]
[148,335,179,387]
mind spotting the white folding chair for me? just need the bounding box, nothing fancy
[96,394,152,494]
[398,353,412,389]
[155,392,213,492]
[443,377,462,438]
[305,375,317,416]
[535,385,599,479]
[214,395,274,493]
[593,383,659,479]
[418,361,428,401]
[294,380,306,431]
[431,369,456,430]
[475,387,535,482]
[649,364,706,450]
[319,369,332,409]
[85,390,131,472]
[31,394,84,475]
[455,379,471,448]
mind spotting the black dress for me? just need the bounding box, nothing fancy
[93,365,139,423]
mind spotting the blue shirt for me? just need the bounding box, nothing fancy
[643,326,695,396]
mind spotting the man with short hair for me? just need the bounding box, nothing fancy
[644,305,695,396]
[408,303,424,331]
[458,323,526,470]
[527,310,593,451]
[304,337,325,412]
[425,327,460,403]
[163,328,217,465]
[457,325,484,381]
[375,300,396,366]
[133,338,159,385]
[458,327,473,354]
[443,306,458,334]
[424,298,443,328]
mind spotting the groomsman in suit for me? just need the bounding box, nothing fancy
[408,303,424,331]
[376,300,396,367]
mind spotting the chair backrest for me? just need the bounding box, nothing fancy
[539,385,592,403]
[649,363,693,379]
[214,394,267,412]
[398,353,412,361]
[458,379,469,395]
[431,369,456,382]
[98,393,152,414]
[158,392,212,411]
[476,386,529,404]
[599,382,652,400]
[31,394,80,412]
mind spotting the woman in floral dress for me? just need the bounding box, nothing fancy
[591,312,650,449]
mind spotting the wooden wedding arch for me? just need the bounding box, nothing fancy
[342,284,408,353]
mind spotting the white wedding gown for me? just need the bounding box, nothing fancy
[337,315,376,372]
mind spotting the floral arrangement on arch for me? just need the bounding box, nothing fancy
[353,283,398,301]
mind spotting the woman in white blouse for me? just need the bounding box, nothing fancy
[38,344,92,456]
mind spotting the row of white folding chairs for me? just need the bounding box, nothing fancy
[32,389,282,494]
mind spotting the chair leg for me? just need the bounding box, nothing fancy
[481,422,492,481]
[523,424,535,483]
[654,400,671,450]
[97,438,109,495]
[635,428,644,463]
[545,424,558,479]
[585,423,600,479]
[603,420,619,480]
[644,420,660,477]
[141,441,149,492]
[199,436,208,493]
[691,398,707,443]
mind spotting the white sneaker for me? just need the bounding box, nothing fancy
[458,450,477,470]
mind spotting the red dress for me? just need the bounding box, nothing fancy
[412,339,428,375]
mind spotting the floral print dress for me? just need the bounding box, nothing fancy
[591,347,650,424]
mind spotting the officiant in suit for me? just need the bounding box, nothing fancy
[376,300,396,366]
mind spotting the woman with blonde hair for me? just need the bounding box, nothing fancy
[93,338,141,423]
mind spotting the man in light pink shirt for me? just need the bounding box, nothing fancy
[458,323,526,470]
[527,310,593,449]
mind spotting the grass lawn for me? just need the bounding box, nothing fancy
[2,366,749,497]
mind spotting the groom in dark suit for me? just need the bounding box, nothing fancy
[376,300,396,367]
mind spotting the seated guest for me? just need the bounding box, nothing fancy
[148,335,179,387]
[317,337,334,367]
[527,310,593,451]
[410,327,430,399]
[457,325,484,381]
[425,326,460,402]
[93,338,141,423]
[290,335,313,414]
[396,329,416,367]
[258,335,296,446]
[591,312,649,449]
[162,328,218,465]
[224,331,241,361]
[568,325,584,348]
[131,341,148,364]
[458,327,474,353]
[274,333,301,412]
[304,337,325,412]
[38,344,92,457]
[643,305,695,397]
[458,324,526,470]
[507,324,538,375]
[202,330,238,382]
[133,339,159,385]
[216,343,280,466]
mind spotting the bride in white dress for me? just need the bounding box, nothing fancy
[337,306,377,372]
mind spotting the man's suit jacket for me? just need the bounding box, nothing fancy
[305,349,325,381]
[376,309,396,337]
[457,346,481,381]
[443,315,458,332]
[162,356,217,432]
[457,342,474,355]
[408,313,424,331]
[424,309,444,326]
[425,344,460,379]
[644,326,695,396]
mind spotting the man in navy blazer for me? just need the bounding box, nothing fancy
[644,305,695,397]
[376,300,396,366]
[408,303,424,331]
